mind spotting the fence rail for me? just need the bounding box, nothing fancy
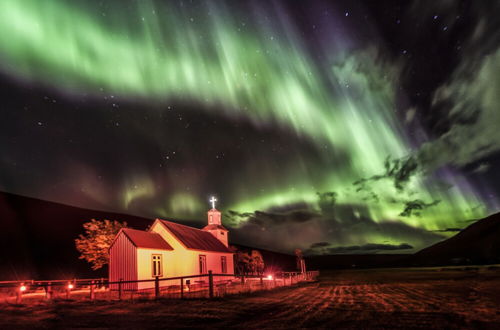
[0,271,319,304]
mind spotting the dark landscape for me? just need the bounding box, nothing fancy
[0,189,500,280]
[2,268,499,329]
[2,191,500,281]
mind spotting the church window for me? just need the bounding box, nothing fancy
[199,255,207,274]
[152,255,162,277]
[221,256,227,273]
[220,231,225,235]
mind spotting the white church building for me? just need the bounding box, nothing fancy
[109,198,234,290]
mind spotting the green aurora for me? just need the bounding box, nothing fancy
[0,0,495,252]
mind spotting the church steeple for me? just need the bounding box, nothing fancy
[207,196,222,225]
[203,196,229,247]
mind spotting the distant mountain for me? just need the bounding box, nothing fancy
[305,254,409,270]
[0,191,297,280]
[306,213,500,270]
[411,212,500,266]
[232,244,297,274]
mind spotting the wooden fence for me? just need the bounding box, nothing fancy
[0,271,319,304]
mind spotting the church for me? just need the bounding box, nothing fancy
[109,197,234,290]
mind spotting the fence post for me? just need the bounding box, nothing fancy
[16,286,23,304]
[90,280,95,301]
[46,282,52,300]
[66,282,71,300]
[273,276,276,288]
[155,276,160,299]
[180,278,184,299]
[241,274,245,284]
[260,275,263,289]
[208,271,214,299]
[118,278,123,300]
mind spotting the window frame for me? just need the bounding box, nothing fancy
[221,256,227,274]
[152,254,163,278]
[199,255,207,274]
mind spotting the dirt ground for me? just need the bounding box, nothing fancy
[1,267,500,329]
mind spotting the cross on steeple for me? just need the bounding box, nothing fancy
[209,196,217,209]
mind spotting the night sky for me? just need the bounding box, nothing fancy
[1,0,499,254]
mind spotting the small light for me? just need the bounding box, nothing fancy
[68,284,74,290]
[267,275,273,280]
[19,285,27,292]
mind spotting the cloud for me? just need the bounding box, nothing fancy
[406,42,500,175]
[352,13,500,193]
[307,242,414,255]
[226,209,320,229]
[353,155,419,192]
[399,199,441,217]
[432,228,462,233]
[471,163,490,174]
[316,192,337,216]
[228,197,444,254]
[309,242,330,249]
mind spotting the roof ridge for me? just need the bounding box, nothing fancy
[157,218,208,233]
[123,227,149,233]
[156,218,232,253]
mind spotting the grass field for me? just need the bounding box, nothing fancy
[2,267,500,329]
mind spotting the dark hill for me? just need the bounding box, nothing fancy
[411,212,500,266]
[232,244,297,274]
[0,191,156,280]
[0,191,297,280]
[305,254,409,270]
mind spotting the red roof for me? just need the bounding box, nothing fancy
[203,224,228,231]
[158,219,232,253]
[121,228,173,250]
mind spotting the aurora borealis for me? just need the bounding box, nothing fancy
[1,0,499,254]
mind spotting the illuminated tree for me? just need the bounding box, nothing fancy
[231,247,265,275]
[233,248,252,275]
[75,219,127,270]
[250,250,265,275]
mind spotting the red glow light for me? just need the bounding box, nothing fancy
[68,284,74,289]
[267,275,273,280]
[19,285,27,292]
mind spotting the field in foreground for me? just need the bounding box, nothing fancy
[2,267,500,329]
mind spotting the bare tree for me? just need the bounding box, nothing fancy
[295,248,306,273]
